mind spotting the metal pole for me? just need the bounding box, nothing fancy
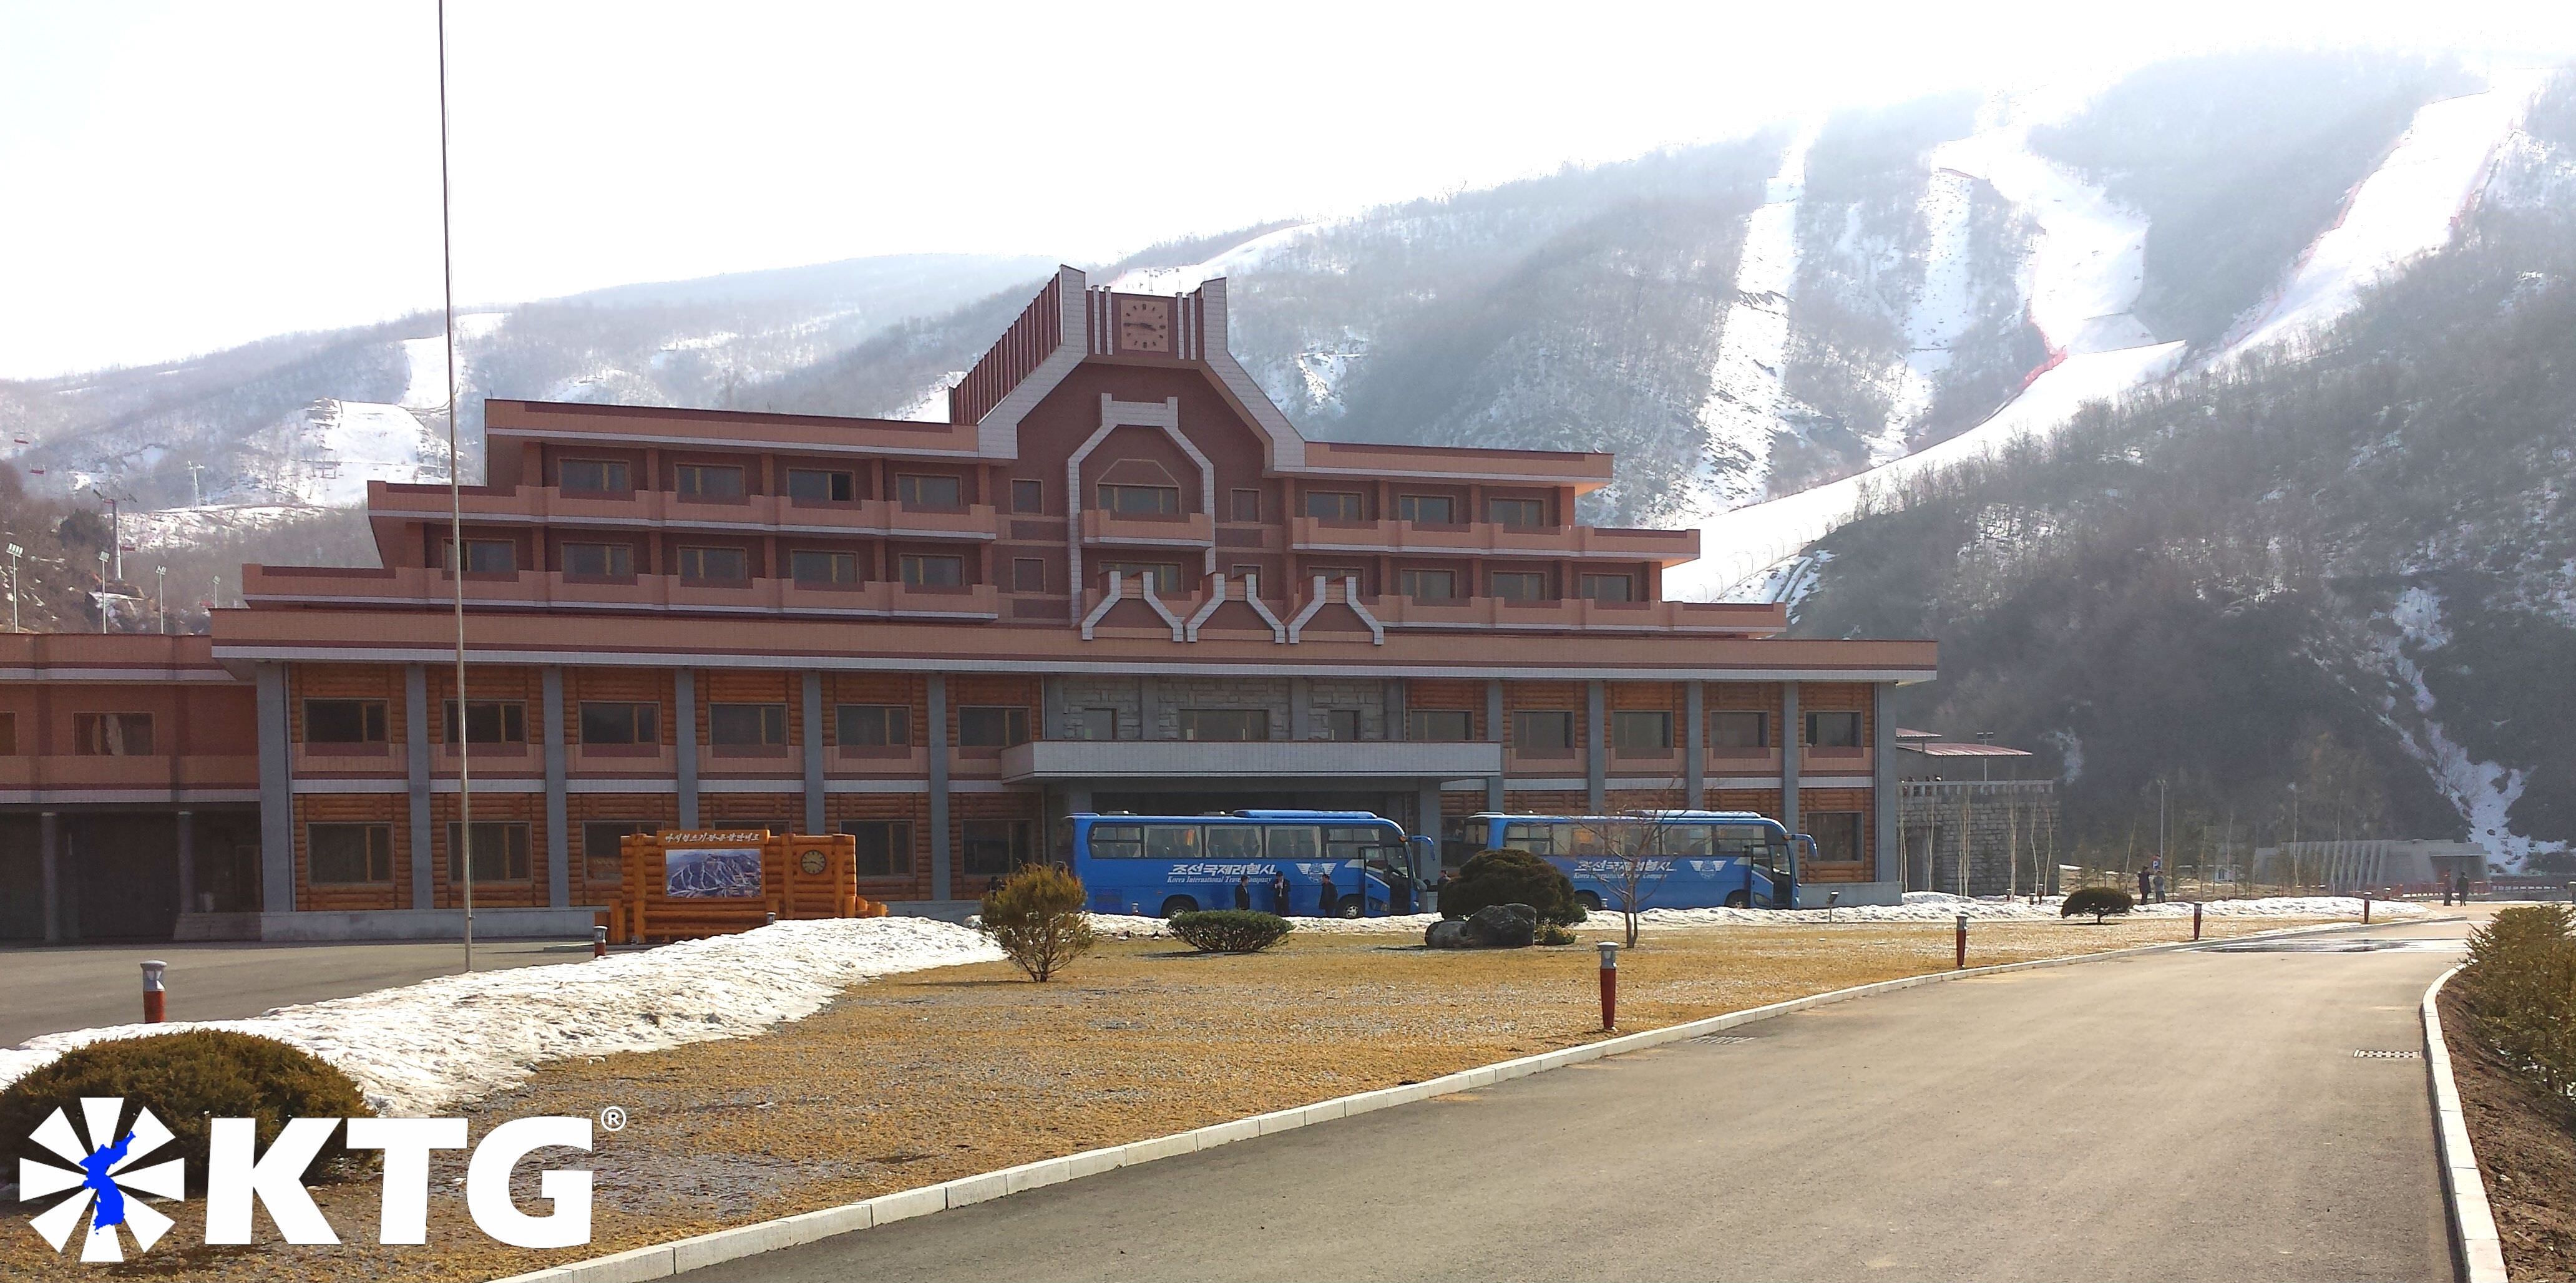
[436,0,474,971]
[5,544,20,632]
[1596,942,1618,1030]
[1954,913,1968,969]
[2192,901,2203,941]
[97,550,108,633]
[155,565,165,635]
[140,960,167,1023]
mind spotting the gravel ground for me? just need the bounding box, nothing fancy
[4,914,2330,1282]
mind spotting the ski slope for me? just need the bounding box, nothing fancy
[1678,128,1813,521]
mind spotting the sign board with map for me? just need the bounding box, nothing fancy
[607,830,881,942]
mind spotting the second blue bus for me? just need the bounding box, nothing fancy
[1471,810,1808,911]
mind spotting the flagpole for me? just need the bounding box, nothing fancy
[437,0,474,970]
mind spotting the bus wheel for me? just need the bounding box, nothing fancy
[1159,896,1199,919]
[1575,892,1603,913]
[1724,890,1750,910]
[1336,896,1364,919]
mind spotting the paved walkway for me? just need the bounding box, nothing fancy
[0,939,580,1045]
[698,917,2472,1282]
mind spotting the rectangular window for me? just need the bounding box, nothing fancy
[1098,561,1181,593]
[581,821,650,884]
[1407,708,1473,742]
[559,459,631,494]
[676,545,749,583]
[308,823,393,885]
[841,821,915,877]
[1179,708,1269,742]
[1207,825,1263,859]
[1490,571,1548,603]
[1579,572,1636,603]
[898,554,964,588]
[443,539,517,574]
[1096,484,1181,517]
[961,819,1032,879]
[1010,478,1044,513]
[1513,710,1574,753]
[1806,710,1863,749]
[675,464,746,500]
[1612,710,1672,753]
[1486,497,1546,528]
[442,700,527,745]
[789,550,859,586]
[1265,826,1319,860]
[1010,557,1045,593]
[1229,563,1263,584]
[836,704,910,747]
[1068,707,1118,741]
[1398,568,1457,603]
[447,821,532,882]
[1229,488,1261,522]
[71,711,154,755]
[1397,494,1455,524]
[1806,812,1865,863]
[561,542,635,578]
[1088,823,1144,859]
[0,711,14,756]
[957,706,1030,748]
[579,701,658,746]
[1143,824,1203,860]
[895,473,964,509]
[303,699,388,745]
[784,468,855,502]
[1304,490,1364,520]
[1320,708,1362,741]
[1710,710,1769,749]
[709,703,788,748]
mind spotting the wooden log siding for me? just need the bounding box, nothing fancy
[569,792,680,904]
[292,793,409,912]
[824,672,927,749]
[703,670,801,748]
[703,791,800,836]
[1501,681,1586,754]
[1404,679,1485,738]
[1800,786,1875,884]
[427,791,547,909]
[826,792,935,902]
[946,675,1040,736]
[1709,681,1782,749]
[565,667,673,746]
[288,663,406,745]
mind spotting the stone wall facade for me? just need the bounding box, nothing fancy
[1898,781,2060,897]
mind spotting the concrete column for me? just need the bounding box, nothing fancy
[675,668,700,829]
[1042,676,1066,738]
[404,665,432,909]
[255,662,293,914]
[176,809,197,917]
[1414,780,1443,858]
[542,666,569,909]
[1584,680,1607,812]
[1780,681,1802,834]
[39,811,59,943]
[1289,677,1312,741]
[802,671,826,836]
[1484,680,1505,812]
[1135,675,1157,741]
[1873,682,1898,887]
[928,675,952,900]
[1384,679,1407,741]
[1684,682,1706,809]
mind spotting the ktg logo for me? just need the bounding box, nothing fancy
[20,1097,593,1262]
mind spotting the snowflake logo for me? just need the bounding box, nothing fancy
[18,1096,185,1262]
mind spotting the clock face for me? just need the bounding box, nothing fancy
[1118,297,1171,353]
[799,849,827,876]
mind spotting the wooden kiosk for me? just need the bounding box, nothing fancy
[607,829,887,943]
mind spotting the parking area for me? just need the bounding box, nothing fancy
[0,937,586,1045]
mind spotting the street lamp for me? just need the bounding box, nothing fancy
[96,550,109,633]
[4,543,20,633]
[155,565,167,635]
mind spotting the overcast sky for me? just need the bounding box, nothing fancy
[3,0,2573,379]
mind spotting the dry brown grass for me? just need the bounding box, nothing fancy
[0,915,2315,1281]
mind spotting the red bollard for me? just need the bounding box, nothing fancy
[1597,942,1619,1030]
[593,925,608,959]
[2363,891,2373,925]
[1954,914,1968,970]
[140,960,167,1023]
[2192,902,2203,942]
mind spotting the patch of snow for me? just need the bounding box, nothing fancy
[2374,586,2547,867]
[1930,115,2153,354]
[0,917,1002,1116]
[2229,69,2554,354]
[285,399,448,507]
[1107,223,1320,295]
[890,374,962,423]
[1679,127,1814,522]
[1096,894,2417,938]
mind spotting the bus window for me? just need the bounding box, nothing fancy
[1756,834,1792,874]
[1714,824,1771,856]
[1090,824,1143,859]
[1207,826,1263,859]
[1567,824,1614,857]
[1324,826,1384,861]
[1144,825,1202,859]
[1663,824,1715,856]
[1501,822,1552,854]
[1266,826,1320,860]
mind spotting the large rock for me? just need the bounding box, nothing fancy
[1424,919,1475,950]
[1463,903,1538,949]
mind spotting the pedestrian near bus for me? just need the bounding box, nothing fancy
[1233,876,1252,910]
[1318,867,1339,917]
[2136,866,2152,903]
[1269,869,1292,916]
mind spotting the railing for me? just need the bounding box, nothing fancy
[1079,509,1214,547]
[242,565,998,620]
[1355,593,1783,635]
[368,484,998,541]
[1289,516,1699,562]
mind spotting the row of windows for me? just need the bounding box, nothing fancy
[1508,709,1862,752]
[301,699,1027,749]
[0,711,155,756]
[1099,561,1635,603]
[560,459,971,509]
[306,817,1017,885]
[449,539,970,588]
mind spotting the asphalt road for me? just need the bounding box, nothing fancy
[0,939,583,1045]
[697,916,2474,1282]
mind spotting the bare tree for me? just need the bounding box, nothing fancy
[1566,776,1692,948]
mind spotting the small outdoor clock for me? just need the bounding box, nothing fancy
[799,849,827,876]
[1118,297,1171,353]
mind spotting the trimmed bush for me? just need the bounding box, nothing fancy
[2061,887,2135,922]
[2459,904,2576,1097]
[1442,850,1585,927]
[1536,922,1578,946]
[978,864,1096,982]
[1169,910,1294,954]
[0,1030,372,1186]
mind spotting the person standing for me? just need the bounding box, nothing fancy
[1233,876,1252,910]
[1318,867,1339,917]
[1269,868,1292,916]
[2136,866,2152,904]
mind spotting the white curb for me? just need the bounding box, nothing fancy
[493,915,2396,1282]
[2422,965,2510,1283]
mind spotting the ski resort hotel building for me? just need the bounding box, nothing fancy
[0,269,1936,940]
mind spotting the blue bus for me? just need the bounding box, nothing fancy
[1071,810,1435,919]
[1471,810,1808,912]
